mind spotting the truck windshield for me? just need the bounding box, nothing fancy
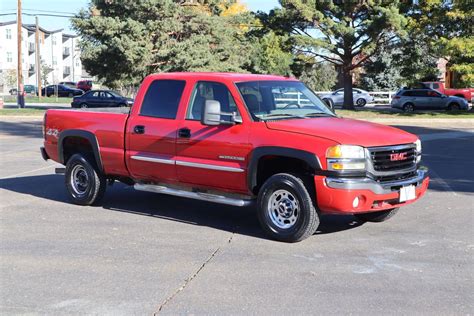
[236,81,335,121]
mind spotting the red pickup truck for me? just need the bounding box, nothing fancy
[422,81,473,102]
[41,72,429,242]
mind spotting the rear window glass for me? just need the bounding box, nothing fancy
[140,80,186,119]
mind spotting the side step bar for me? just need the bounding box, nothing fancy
[134,183,253,207]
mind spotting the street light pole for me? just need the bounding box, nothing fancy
[17,0,25,108]
[36,16,42,99]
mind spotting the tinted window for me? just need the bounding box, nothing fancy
[140,80,186,119]
[433,83,439,89]
[186,81,239,121]
[412,90,429,97]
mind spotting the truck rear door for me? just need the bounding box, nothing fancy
[125,79,186,182]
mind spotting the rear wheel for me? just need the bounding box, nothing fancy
[356,98,367,107]
[257,173,319,242]
[355,208,399,223]
[80,103,88,108]
[403,103,415,113]
[65,153,106,205]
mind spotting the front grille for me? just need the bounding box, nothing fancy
[369,145,416,172]
[373,171,417,183]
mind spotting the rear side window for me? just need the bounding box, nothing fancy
[402,91,413,96]
[140,80,186,119]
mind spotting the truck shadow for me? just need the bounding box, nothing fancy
[0,174,364,240]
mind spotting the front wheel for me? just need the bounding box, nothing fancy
[448,103,460,111]
[356,98,367,107]
[257,173,320,242]
[323,98,334,109]
[355,208,399,223]
[65,154,106,205]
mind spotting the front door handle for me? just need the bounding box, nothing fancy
[178,128,191,138]
[134,125,145,134]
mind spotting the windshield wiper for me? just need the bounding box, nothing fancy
[260,113,304,120]
[304,112,333,117]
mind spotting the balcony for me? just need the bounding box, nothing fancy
[28,42,35,55]
[63,66,71,76]
[63,48,70,57]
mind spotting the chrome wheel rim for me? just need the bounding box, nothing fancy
[405,104,413,112]
[81,104,87,108]
[70,165,89,195]
[357,99,365,106]
[267,189,299,229]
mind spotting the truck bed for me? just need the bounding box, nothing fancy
[44,108,130,176]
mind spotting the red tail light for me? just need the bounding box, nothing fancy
[392,96,401,100]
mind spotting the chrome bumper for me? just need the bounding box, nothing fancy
[325,168,428,195]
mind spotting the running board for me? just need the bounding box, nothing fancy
[134,183,253,207]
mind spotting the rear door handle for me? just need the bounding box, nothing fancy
[134,125,145,134]
[178,128,191,138]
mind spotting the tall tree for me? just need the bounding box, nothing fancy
[73,0,252,88]
[259,0,407,109]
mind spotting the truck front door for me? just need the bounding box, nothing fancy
[126,79,186,182]
[175,81,251,193]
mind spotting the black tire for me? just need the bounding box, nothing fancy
[65,153,106,206]
[356,98,367,107]
[80,103,88,108]
[403,103,415,113]
[323,98,334,109]
[355,208,399,223]
[118,103,126,108]
[448,103,460,111]
[257,173,320,242]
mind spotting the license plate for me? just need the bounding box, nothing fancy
[399,185,416,202]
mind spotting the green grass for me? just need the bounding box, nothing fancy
[336,109,474,119]
[0,108,46,116]
[2,95,72,104]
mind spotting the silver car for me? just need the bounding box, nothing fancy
[391,89,469,112]
[320,88,374,107]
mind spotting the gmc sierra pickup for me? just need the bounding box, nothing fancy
[41,72,429,242]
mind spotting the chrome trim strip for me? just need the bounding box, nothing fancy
[176,161,244,173]
[325,169,428,195]
[367,143,416,152]
[134,183,252,207]
[131,155,175,165]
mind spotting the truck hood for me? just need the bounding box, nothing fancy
[265,117,418,147]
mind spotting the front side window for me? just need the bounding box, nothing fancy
[186,81,240,121]
[140,80,186,119]
[236,81,334,121]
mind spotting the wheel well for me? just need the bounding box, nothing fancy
[62,136,96,166]
[254,156,314,195]
[454,94,465,99]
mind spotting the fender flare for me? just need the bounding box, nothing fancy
[247,146,322,192]
[58,129,103,171]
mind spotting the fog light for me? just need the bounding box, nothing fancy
[352,197,360,208]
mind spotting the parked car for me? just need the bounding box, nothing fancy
[9,85,37,95]
[41,72,429,243]
[71,90,133,108]
[41,84,84,97]
[391,89,469,112]
[59,81,77,88]
[77,80,93,92]
[422,81,473,102]
[320,88,374,107]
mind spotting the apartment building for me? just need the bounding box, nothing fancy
[0,20,87,94]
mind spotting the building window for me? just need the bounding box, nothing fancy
[7,52,13,63]
[75,59,80,67]
[52,56,57,66]
[6,29,12,39]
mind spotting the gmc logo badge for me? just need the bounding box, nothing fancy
[390,152,407,161]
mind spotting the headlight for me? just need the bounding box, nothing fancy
[326,145,366,171]
[415,139,422,163]
[326,145,365,159]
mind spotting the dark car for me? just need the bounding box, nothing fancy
[71,90,133,108]
[41,84,84,97]
[77,80,93,92]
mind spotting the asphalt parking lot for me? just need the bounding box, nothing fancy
[0,118,473,315]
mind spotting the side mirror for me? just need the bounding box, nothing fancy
[441,94,447,98]
[201,100,222,126]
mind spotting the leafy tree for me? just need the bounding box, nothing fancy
[249,31,294,76]
[73,0,253,88]
[260,1,407,109]
[4,69,17,88]
[299,61,337,92]
[359,46,404,91]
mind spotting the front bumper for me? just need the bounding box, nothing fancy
[315,169,429,214]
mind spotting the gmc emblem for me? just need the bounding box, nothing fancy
[390,152,408,161]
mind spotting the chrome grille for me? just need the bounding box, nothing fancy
[369,144,416,172]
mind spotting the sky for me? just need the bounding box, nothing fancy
[0,0,281,34]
